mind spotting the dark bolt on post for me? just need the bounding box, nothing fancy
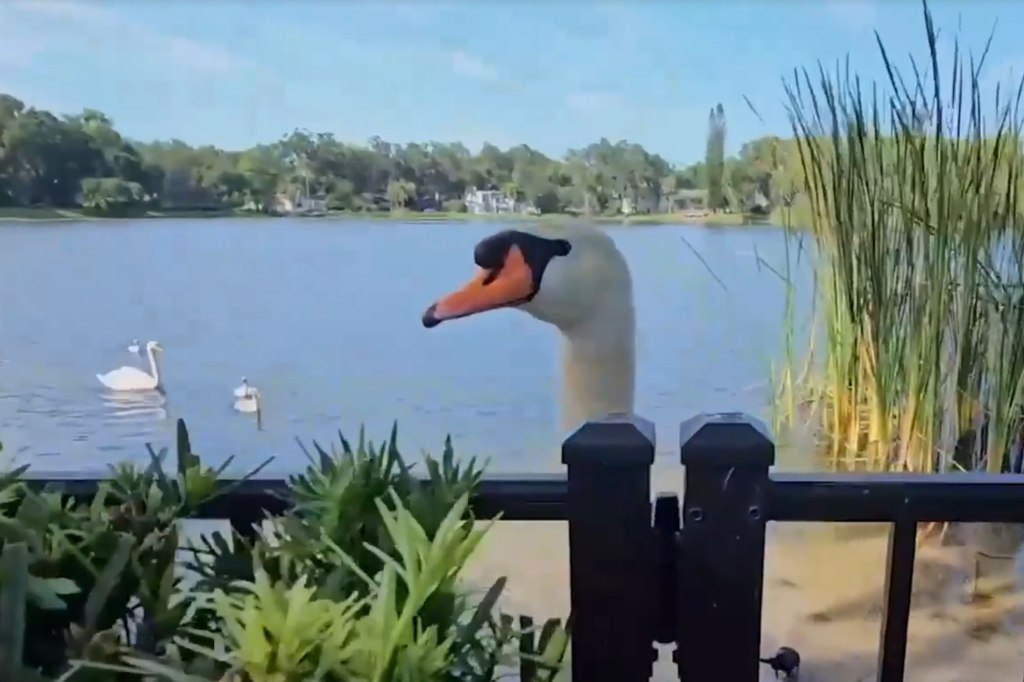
[676,412,775,682]
[562,413,656,682]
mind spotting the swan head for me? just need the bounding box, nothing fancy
[421,223,632,333]
[147,341,163,353]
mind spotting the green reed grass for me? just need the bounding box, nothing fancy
[774,0,1024,473]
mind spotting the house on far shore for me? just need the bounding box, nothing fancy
[274,191,328,215]
[661,188,708,214]
[745,190,771,213]
[621,195,660,215]
[618,189,711,215]
[464,187,534,215]
[415,191,443,212]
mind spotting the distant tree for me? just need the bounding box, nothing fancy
[386,179,416,210]
[705,103,727,211]
[80,177,145,214]
[0,89,946,223]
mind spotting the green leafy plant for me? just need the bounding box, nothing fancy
[0,419,270,678]
[178,423,568,682]
[104,489,567,682]
[0,420,571,682]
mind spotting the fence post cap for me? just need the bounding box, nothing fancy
[679,412,775,467]
[562,412,655,467]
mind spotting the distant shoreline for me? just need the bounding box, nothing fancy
[0,206,767,227]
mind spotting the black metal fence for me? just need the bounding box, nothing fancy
[25,411,1024,682]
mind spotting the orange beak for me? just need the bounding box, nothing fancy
[422,245,535,327]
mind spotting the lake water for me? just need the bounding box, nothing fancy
[0,218,813,475]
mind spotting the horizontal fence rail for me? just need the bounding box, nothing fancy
[19,470,571,521]
[17,411,1024,682]
[767,472,1024,523]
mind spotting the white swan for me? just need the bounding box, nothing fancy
[233,377,251,398]
[97,340,164,392]
[422,223,635,432]
[233,386,261,413]
[127,339,140,354]
[233,384,263,430]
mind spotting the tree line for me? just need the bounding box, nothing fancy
[0,92,807,217]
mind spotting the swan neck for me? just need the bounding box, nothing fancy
[558,306,636,434]
[147,347,161,385]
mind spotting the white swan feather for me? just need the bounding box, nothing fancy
[98,341,164,391]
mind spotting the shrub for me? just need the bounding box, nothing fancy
[79,177,147,215]
[0,420,570,682]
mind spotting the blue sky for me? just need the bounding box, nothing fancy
[0,0,1022,164]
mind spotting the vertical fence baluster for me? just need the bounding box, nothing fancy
[878,518,917,682]
[653,493,680,646]
[676,412,774,682]
[562,413,656,682]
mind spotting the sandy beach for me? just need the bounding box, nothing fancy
[464,467,1024,682]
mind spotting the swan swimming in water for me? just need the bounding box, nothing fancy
[97,340,165,392]
[422,223,635,432]
[233,386,261,413]
[127,339,140,355]
[233,381,263,429]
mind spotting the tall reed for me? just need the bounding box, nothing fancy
[775,0,1024,473]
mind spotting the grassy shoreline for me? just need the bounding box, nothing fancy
[0,205,768,227]
[0,206,246,221]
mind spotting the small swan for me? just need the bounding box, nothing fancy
[233,387,260,413]
[233,377,251,398]
[127,339,140,354]
[97,341,164,392]
[233,383,263,430]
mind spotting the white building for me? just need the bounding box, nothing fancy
[620,194,660,215]
[464,187,520,215]
[274,192,327,215]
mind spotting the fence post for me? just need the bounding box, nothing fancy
[562,413,656,682]
[676,412,774,682]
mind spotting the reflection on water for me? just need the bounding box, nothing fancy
[100,389,168,422]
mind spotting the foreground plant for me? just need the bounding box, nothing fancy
[0,420,570,681]
[0,419,267,680]
[173,425,569,682]
[773,0,1024,477]
[104,490,558,682]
